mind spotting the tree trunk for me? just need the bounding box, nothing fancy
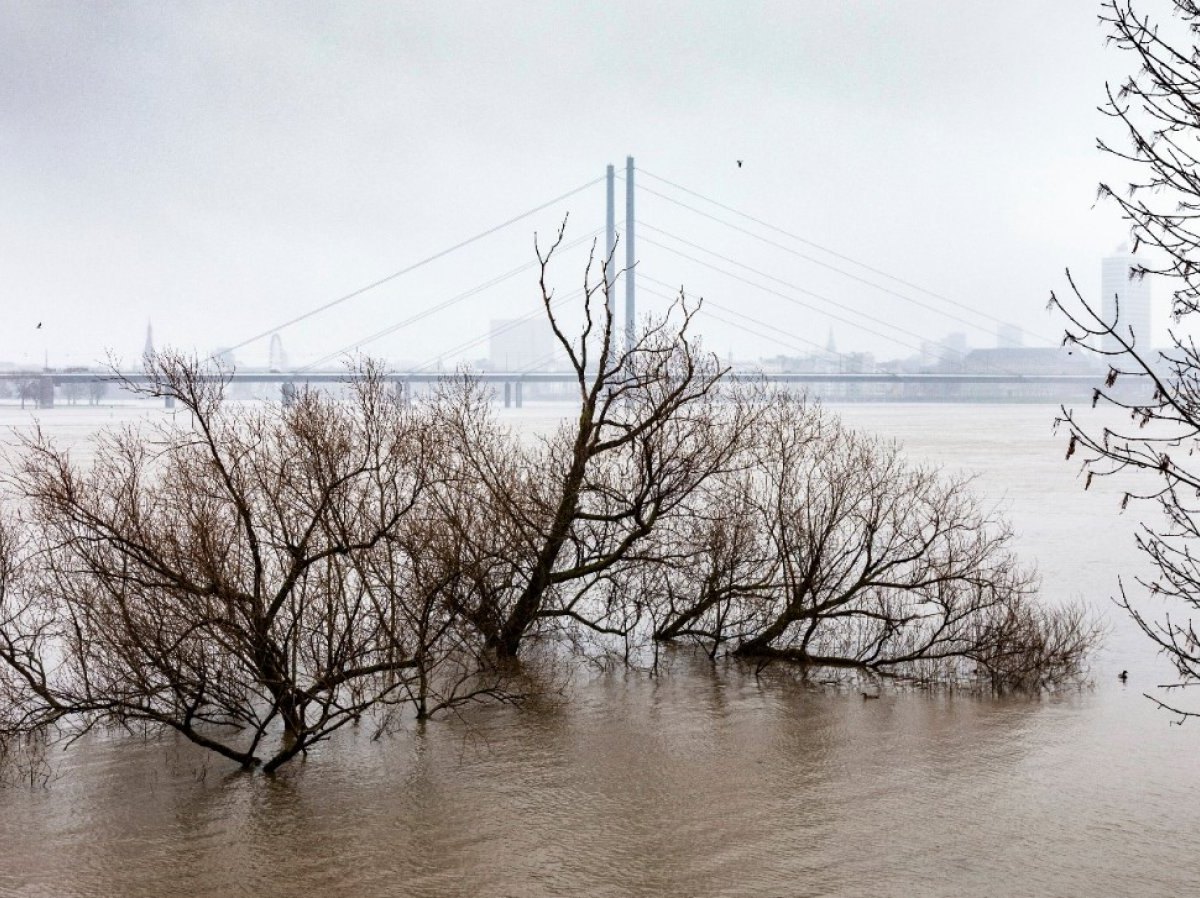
[256,646,306,739]
[493,412,594,658]
[654,584,723,641]
[733,613,794,656]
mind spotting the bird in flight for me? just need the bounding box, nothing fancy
[36,322,42,329]
[736,160,743,168]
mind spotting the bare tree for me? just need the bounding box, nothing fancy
[435,221,754,660]
[1052,0,1200,718]
[0,354,500,772]
[652,394,1096,688]
[62,383,82,405]
[0,216,1104,781]
[16,378,38,410]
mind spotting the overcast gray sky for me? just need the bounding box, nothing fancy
[2,1,1135,368]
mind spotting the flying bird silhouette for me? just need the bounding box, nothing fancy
[36,322,42,329]
[736,160,743,168]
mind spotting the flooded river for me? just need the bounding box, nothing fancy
[1,402,1197,897]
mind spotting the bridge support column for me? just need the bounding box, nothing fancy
[37,376,54,409]
[625,155,636,352]
[503,382,511,408]
[515,381,523,408]
[606,163,616,323]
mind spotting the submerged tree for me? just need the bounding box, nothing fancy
[432,221,756,660]
[1052,0,1200,718]
[0,222,1103,777]
[0,356,502,772]
[649,394,1095,688]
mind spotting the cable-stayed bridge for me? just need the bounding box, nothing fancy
[6,158,1096,407]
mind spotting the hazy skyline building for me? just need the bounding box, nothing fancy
[1101,245,1152,352]
[919,339,938,369]
[143,320,154,358]
[489,318,556,372]
[936,331,969,369]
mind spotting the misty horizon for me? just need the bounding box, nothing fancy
[3,3,1144,371]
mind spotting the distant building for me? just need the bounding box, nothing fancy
[1101,245,1152,352]
[997,323,1023,349]
[489,318,557,372]
[961,347,1101,375]
[143,321,154,358]
[934,332,969,370]
[841,351,875,374]
[757,347,873,375]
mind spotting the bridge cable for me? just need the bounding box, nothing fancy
[637,233,1003,371]
[636,255,1016,374]
[505,275,838,378]
[221,175,604,359]
[637,278,834,360]
[632,185,1054,345]
[636,168,1052,343]
[299,227,605,371]
[640,223,950,354]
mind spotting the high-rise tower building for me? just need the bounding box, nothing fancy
[143,320,154,358]
[1101,245,1152,352]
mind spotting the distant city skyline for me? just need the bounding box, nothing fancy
[2,4,1141,369]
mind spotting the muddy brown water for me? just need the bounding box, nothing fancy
[1,403,1197,898]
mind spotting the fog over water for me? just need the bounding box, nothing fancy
[2,3,1128,367]
[1,401,1197,898]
